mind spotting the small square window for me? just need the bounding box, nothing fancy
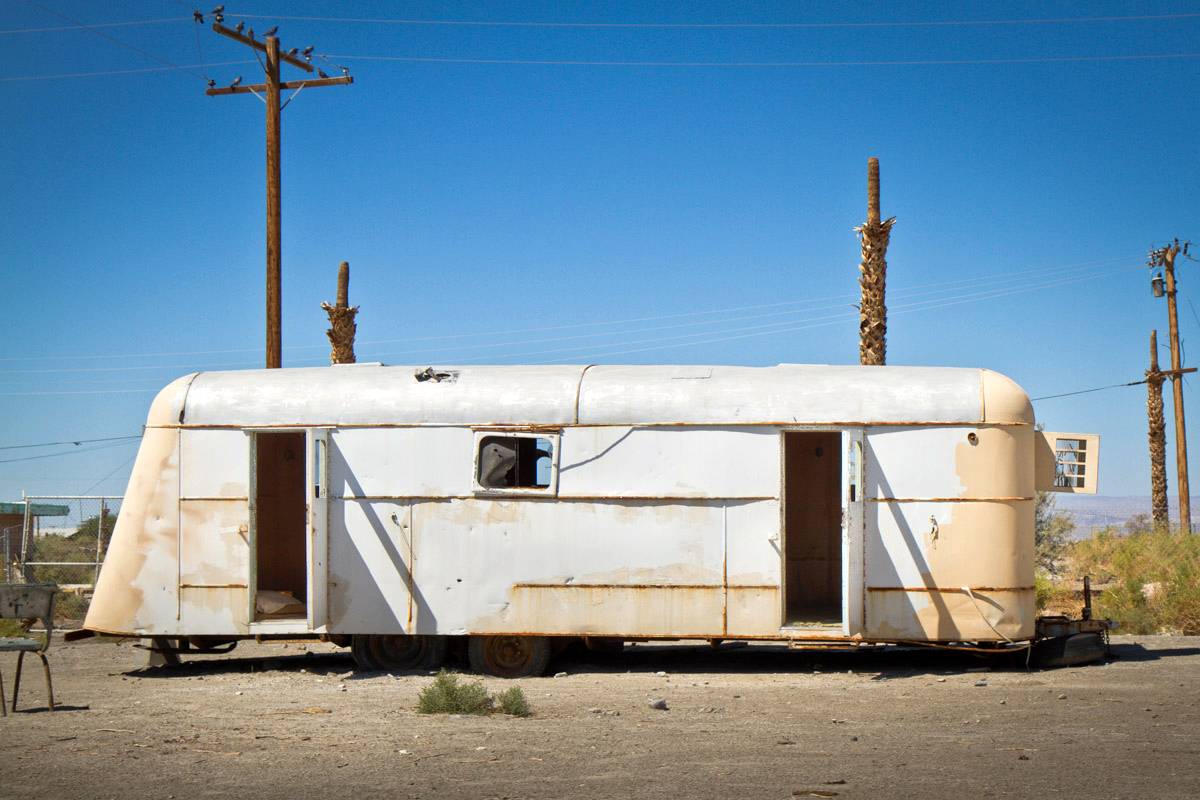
[473,432,559,494]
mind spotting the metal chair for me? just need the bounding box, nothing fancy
[0,583,57,716]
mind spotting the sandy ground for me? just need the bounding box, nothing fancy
[0,635,1197,799]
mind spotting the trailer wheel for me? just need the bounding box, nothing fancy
[369,634,447,671]
[468,635,551,678]
[350,634,381,671]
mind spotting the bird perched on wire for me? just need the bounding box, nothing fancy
[287,47,298,56]
[317,69,329,79]
[193,10,203,23]
[263,25,278,37]
[211,5,224,23]
[234,20,244,34]
[247,27,254,39]
[339,64,349,75]
[230,75,242,88]
[207,79,215,88]
[302,45,314,60]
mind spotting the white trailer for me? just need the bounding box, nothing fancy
[84,364,1099,676]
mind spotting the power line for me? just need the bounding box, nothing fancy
[0,260,1129,379]
[0,259,1118,375]
[231,11,1200,30]
[1031,380,1147,401]
[0,439,139,465]
[324,52,1200,68]
[6,50,1199,83]
[0,16,189,35]
[0,59,254,83]
[0,255,1137,364]
[0,434,142,452]
[80,450,139,495]
[22,2,207,80]
[513,268,1121,364]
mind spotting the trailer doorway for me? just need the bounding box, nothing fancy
[250,431,308,621]
[782,431,844,627]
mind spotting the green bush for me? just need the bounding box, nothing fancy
[1066,525,1200,635]
[416,670,534,717]
[495,685,531,717]
[417,670,494,715]
[1034,572,1079,615]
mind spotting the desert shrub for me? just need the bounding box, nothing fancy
[417,670,493,715]
[1064,524,1200,635]
[416,671,534,717]
[495,685,531,717]
[1035,492,1075,576]
[1034,572,1078,615]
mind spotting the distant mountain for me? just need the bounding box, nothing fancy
[1052,495,1196,538]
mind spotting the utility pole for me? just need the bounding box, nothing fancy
[1149,240,1195,532]
[856,157,896,365]
[203,17,353,368]
[1147,330,1169,528]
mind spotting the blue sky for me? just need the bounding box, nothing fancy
[2,1,1199,502]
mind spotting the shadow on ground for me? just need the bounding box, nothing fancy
[118,639,1100,680]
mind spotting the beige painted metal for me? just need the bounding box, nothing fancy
[85,363,1084,646]
[1034,431,1101,494]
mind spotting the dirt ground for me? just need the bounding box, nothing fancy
[1,634,1197,799]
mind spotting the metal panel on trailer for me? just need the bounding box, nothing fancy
[180,429,249,499]
[327,500,414,633]
[329,427,475,498]
[865,426,1033,500]
[331,498,736,637]
[558,426,779,499]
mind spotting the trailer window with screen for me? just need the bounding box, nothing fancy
[474,433,558,493]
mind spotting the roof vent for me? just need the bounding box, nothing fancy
[415,367,459,384]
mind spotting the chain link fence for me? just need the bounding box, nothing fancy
[8,496,123,624]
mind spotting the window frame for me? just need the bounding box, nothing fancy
[470,429,561,496]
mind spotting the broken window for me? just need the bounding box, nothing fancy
[474,434,557,492]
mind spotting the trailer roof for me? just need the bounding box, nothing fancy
[146,364,1032,428]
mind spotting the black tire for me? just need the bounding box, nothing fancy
[350,634,381,671]
[368,634,447,671]
[468,635,552,678]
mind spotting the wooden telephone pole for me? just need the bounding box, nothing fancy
[1150,241,1195,532]
[856,157,896,365]
[1147,330,1169,527]
[204,20,353,368]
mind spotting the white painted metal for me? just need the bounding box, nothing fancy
[307,428,330,631]
[84,363,1071,646]
[559,426,778,498]
[153,364,1030,429]
[842,429,865,636]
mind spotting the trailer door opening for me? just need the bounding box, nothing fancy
[252,431,308,620]
[783,431,843,627]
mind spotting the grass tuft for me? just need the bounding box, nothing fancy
[417,670,494,715]
[495,685,532,717]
